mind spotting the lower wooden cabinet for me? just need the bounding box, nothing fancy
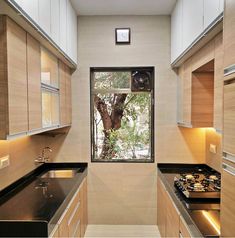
[50,177,87,238]
[157,176,191,238]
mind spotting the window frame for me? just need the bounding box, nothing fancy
[90,67,155,163]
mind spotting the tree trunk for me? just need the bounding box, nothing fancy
[94,94,127,160]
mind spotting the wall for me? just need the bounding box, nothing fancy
[0,135,46,191]
[205,129,222,172]
[48,16,206,225]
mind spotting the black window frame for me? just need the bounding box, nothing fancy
[90,67,155,163]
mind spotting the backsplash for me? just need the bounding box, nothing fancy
[205,128,222,172]
[0,135,46,191]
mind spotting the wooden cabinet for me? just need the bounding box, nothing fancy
[214,33,223,132]
[0,16,28,138]
[223,81,235,154]
[157,177,167,237]
[221,162,235,237]
[180,216,192,238]
[223,0,235,72]
[157,176,180,237]
[59,61,72,126]
[57,178,88,238]
[177,34,223,129]
[27,34,42,131]
[165,193,180,237]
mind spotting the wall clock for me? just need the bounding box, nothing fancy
[115,28,131,44]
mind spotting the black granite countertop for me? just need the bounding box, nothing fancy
[157,163,220,238]
[0,163,88,237]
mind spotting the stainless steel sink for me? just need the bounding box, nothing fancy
[40,169,78,178]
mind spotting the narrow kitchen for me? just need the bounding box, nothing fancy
[0,0,234,237]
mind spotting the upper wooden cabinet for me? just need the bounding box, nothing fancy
[223,0,235,74]
[177,33,223,130]
[0,16,28,138]
[171,0,224,63]
[0,15,72,139]
[59,61,72,126]
[10,0,78,64]
[27,34,42,131]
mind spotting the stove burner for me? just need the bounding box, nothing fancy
[174,171,221,199]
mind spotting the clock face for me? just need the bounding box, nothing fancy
[116,29,130,43]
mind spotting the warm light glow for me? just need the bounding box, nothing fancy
[202,211,220,235]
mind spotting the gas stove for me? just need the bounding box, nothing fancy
[174,171,221,199]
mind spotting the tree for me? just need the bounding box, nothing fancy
[93,72,151,160]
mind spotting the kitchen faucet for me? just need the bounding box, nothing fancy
[35,147,52,164]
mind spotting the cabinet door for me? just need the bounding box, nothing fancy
[81,178,88,237]
[214,33,223,131]
[157,177,167,237]
[182,0,203,51]
[67,0,77,62]
[59,61,67,126]
[7,18,28,135]
[180,216,191,238]
[182,58,192,125]
[221,163,235,237]
[203,0,221,29]
[51,0,60,46]
[27,34,42,131]
[14,0,39,23]
[39,0,51,35]
[171,0,183,63]
[223,81,235,154]
[66,66,72,125]
[177,66,184,123]
[59,0,67,53]
[223,0,235,70]
[165,192,180,237]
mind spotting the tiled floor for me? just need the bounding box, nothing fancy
[84,225,161,237]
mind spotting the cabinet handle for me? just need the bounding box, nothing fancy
[223,151,235,164]
[224,64,235,76]
[223,163,235,176]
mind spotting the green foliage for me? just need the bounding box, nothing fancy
[94,71,130,89]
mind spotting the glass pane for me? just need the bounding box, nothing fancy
[93,92,151,161]
[41,48,59,88]
[93,71,130,90]
[42,89,59,127]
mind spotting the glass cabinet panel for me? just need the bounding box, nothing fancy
[41,47,59,88]
[42,89,59,128]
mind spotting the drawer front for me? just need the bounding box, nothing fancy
[221,163,235,237]
[68,199,82,237]
[224,82,235,155]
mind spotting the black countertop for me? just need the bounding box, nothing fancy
[157,163,220,238]
[0,163,88,237]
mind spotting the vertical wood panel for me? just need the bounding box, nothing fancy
[223,0,235,69]
[183,58,192,125]
[0,16,8,139]
[27,34,42,131]
[59,61,67,126]
[7,17,28,135]
[66,65,72,125]
[214,33,223,131]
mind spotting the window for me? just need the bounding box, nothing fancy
[91,67,154,162]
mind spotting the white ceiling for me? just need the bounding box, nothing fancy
[71,0,177,16]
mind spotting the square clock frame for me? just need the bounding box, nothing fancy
[115,28,131,44]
